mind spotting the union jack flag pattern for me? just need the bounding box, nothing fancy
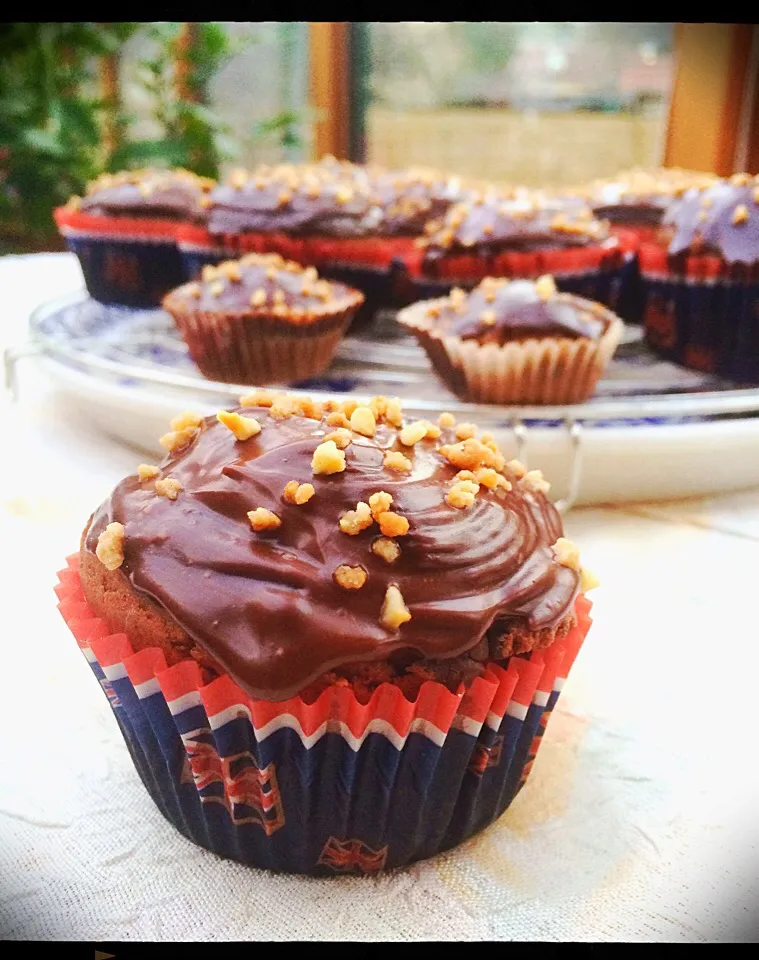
[56,556,592,874]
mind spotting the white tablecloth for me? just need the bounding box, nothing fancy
[1,254,758,942]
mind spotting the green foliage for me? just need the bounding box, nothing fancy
[0,21,306,253]
[0,22,138,249]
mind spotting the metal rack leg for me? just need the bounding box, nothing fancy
[553,419,584,515]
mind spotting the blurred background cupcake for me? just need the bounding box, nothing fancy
[397,274,623,404]
[162,252,364,384]
[640,173,759,381]
[54,168,215,308]
[411,190,630,312]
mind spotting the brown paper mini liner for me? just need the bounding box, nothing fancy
[164,300,362,385]
[398,297,624,405]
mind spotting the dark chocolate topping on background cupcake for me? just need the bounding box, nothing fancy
[85,396,582,700]
[422,191,608,258]
[75,168,215,221]
[665,174,759,264]
[371,166,466,236]
[205,161,381,237]
[424,275,609,343]
[162,253,364,322]
[587,167,718,227]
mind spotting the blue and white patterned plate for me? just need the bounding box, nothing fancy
[29,292,754,430]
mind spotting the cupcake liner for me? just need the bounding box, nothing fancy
[165,303,358,386]
[398,298,624,405]
[640,244,759,381]
[56,556,592,875]
[54,207,189,308]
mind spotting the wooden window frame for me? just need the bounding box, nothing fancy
[309,21,759,174]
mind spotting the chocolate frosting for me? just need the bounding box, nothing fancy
[206,162,381,237]
[371,167,466,236]
[78,168,214,221]
[430,278,608,343]
[587,168,718,226]
[84,406,579,701]
[162,253,363,320]
[423,192,608,258]
[665,175,759,264]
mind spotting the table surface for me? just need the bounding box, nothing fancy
[1,254,758,943]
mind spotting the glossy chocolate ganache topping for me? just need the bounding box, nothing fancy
[71,168,215,221]
[85,395,591,700]
[420,275,611,344]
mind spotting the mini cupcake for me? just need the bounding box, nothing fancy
[162,253,364,385]
[411,191,629,311]
[640,173,759,381]
[54,168,215,308]
[398,274,624,405]
[56,392,596,873]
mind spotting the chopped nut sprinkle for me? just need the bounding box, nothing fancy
[480,310,497,326]
[283,481,315,505]
[96,521,125,570]
[340,399,358,419]
[421,420,441,439]
[368,491,393,518]
[506,458,528,479]
[369,395,388,419]
[439,438,497,472]
[535,274,557,301]
[269,395,296,420]
[247,507,282,532]
[733,204,749,225]
[324,428,352,449]
[380,584,411,630]
[137,464,160,481]
[333,564,367,590]
[250,288,267,307]
[438,412,456,427]
[552,537,581,571]
[473,467,500,489]
[455,422,477,441]
[209,280,224,297]
[522,469,551,494]
[187,282,202,298]
[376,511,409,537]
[350,406,377,437]
[385,397,404,427]
[446,479,480,509]
[273,289,286,305]
[399,421,428,447]
[325,411,350,429]
[339,501,374,535]
[217,410,262,441]
[170,411,203,432]
[218,261,242,282]
[312,439,347,475]
[159,427,198,454]
[239,389,275,408]
[383,450,412,472]
[155,477,183,500]
[580,566,601,592]
[372,537,401,564]
[455,470,475,481]
[201,264,218,283]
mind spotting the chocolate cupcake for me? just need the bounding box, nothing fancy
[57,392,596,873]
[412,191,628,310]
[162,252,364,385]
[587,167,718,239]
[640,173,759,381]
[398,274,623,405]
[54,168,215,307]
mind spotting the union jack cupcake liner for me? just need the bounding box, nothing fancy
[56,555,592,875]
[640,246,759,381]
[54,208,189,309]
